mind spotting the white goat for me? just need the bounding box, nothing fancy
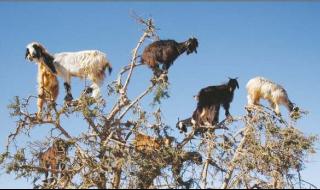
[246,76,298,116]
[26,42,112,102]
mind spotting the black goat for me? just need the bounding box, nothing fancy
[141,37,198,76]
[196,78,239,118]
[176,78,239,134]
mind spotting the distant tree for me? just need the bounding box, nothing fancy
[1,15,317,189]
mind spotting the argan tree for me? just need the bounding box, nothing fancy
[0,16,317,189]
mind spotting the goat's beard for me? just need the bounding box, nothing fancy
[186,48,197,55]
[26,55,33,62]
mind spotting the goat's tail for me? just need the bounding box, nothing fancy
[100,60,112,77]
[108,66,112,75]
[104,60,112,75]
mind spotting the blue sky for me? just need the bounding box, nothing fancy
[0,2,319,188]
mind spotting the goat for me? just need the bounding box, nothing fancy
[135,132,201,189]
[39,139,69,184]
[33,58,59,119]
[176,78,239,134]
[134,133,174,153]
[196,78,239,120]
[246,76,299,116]
[25,42,112,102]
[176,105,219,133]
[141,37,198,76]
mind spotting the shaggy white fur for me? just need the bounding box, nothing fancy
[26,42,112,101]
[246,76,295,115]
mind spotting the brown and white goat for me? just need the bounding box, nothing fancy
[141,37,198,76]
[246,76,298,116]
[25,42,112,102]
[134,133,174,153]
[25,45,59,118]
[39,139,69,183]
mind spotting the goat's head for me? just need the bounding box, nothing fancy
[176,118,188,133]
[163,136,175,147]
[190,152,203,165]
[53,138,69,154]
[181,151,203,165]
[185,37,198,55]
[25,42,46,62]
[228,77,239,91]
[289,102,300,114]
[25,42,57,74]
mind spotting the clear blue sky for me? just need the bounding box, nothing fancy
[0,2,319,188]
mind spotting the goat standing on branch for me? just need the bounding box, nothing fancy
[25,42,112,102]
[134,133,174,153]
[141,37,198,76]
[195,77,239,119]
[177,105,220,134]
[25,47,59,118]
[246,76,299,116]
[177,78,239,133]
[38,139,69,184]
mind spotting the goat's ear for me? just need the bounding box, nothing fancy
[25,49,29,59]
[32,44,42,57]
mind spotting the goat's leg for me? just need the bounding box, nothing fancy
[37,75,45,118]
[268,100,276,110]
[64,82,73,102]
[37,95,44,119]
[50,160,58,183]
[90,83,101,99]
[161,62,171,73]
[274,103,281,116]
[62,74,73,102]
[43,162,50,184]
[247,93,259,105]
[223,102,231,118]
[60,161,66,180]
[152,65,162,77]
[268,100,281,116]
[213,105,220,125]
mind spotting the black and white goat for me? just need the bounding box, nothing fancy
[26,42,112,102]
[141,37,198,76]
[246,76,299,116]
[177,105,220,133]
[177,78,239,133]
